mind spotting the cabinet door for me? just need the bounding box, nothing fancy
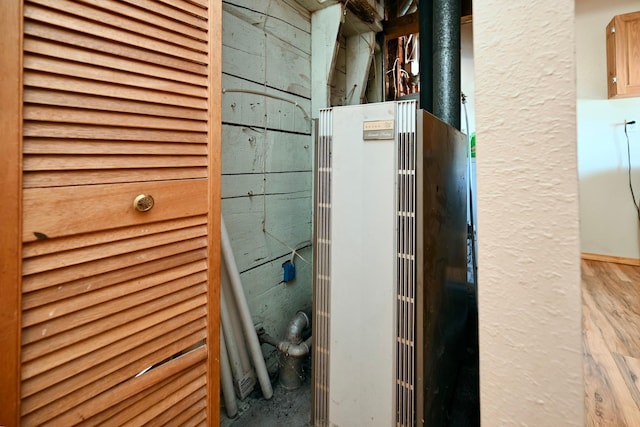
[5,0,220,424]
[607,11,640,98]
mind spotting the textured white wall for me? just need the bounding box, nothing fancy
[576,0,640,259]
[474,1,584,425]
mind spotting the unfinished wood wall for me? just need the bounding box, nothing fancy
[221,0,313,370]
[331,34,347,106]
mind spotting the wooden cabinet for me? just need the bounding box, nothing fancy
[1,0,221,424]
[607,11,640,98]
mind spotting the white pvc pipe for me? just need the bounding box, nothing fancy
[220,327,238,418]
[222,261,253,375]
[221,281,246,382]
[221,215,274,399]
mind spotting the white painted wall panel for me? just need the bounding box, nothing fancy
[474,0,583,425]
[576,0,640,259]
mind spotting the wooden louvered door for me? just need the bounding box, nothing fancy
[6,0,221,424]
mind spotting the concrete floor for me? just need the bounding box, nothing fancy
[221,376,311,427]
[221,305,479,427]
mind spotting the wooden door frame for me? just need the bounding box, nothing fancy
[0,1,23,424]
[0,2,221,424]
[208,0,222,424]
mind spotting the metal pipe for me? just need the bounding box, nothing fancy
[278,337,313,390]
[285,311,310,344]
[258,331,281,348]
[221,215,274,399]
[278,336,313,358]
[433,0,461,129]
[220,328,238,418]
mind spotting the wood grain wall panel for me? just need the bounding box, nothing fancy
[17,0,218,422]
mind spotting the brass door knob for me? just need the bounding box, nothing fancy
[133,194,154,212]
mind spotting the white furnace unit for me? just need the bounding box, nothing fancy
[312,101,469,427]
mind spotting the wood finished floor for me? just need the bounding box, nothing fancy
[583,259,640,426]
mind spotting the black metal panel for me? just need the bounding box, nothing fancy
[416,110,468,426]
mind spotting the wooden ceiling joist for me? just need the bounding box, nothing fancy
[383,11,418,39]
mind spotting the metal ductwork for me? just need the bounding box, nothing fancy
[419,0,461,130]
[258,311,312,391]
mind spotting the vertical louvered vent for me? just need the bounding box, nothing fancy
[313,108,333,426]
[395,101,417,427]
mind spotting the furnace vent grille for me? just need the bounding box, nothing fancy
[313,108,333,426]
[395,101,417,427]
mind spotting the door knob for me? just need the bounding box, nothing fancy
[133,194,154,212]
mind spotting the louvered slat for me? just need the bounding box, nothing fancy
[23,261,207,327]
[24,39,208,87]
[24,91,208,120]
[24,21,207,75]
[22,295,207,371]
[23,250,206,310]
[150,388,208,426]
[23,139,207,155]
[22,238,207,291]
[24,155,206,170]
[22,276,207,349]
[24,216,206,258]
[24,72,207,109]
[24,168,208,188]
[25,2,208,62]
[32,347,207,426]
[125,375,207,425]
[82,350,207,426]
[76,0,208,41]
[120,0,209,31]
[22,323,206,411]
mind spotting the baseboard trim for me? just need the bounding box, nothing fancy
[581,252,640,266]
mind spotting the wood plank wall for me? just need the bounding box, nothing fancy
[221,0,313,370]
[331,34,347,106]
